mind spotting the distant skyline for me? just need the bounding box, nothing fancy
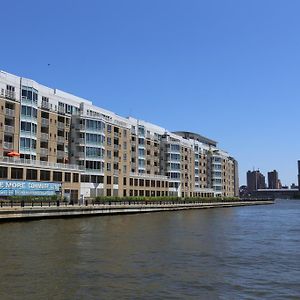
[1,0,299,185]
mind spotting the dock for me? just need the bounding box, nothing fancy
[0,200,274,222]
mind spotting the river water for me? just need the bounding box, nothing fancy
[0,200,299,300]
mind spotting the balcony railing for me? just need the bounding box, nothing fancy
[41,101,50,110]
[5,108,15,117]
[41,118,49,127]
[58,122,65,130]
[5,90,15,100]
[21,97,37,106]
[58,107,65,114]
[77,138,85,145]
[129,172,169,180]
[57,136,65,143]
[3,142,13,150]
[56,150,66,158]
[76,152,85,159]
[41,133,49,140]
[4,125,14,134]
[0,156,80,170]
[40,148,49,156]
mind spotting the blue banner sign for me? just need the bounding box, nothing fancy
[0,180,61,196]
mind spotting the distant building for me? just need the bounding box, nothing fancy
[291,183,298,190]
[268,170,280,189]
[247,170,266,192]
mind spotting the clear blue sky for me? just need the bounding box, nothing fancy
[1,0,299,186]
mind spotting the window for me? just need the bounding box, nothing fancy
[113,176,118,184]
[26,169,37,180]
[0,167,8,179]
[65,172,71,182]
[106,176,111,184]
[11,168,23,179]
[73,173,79,182]
[53,171,62,182]
[40,170,50,181]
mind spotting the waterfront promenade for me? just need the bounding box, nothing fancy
[0,199,274,221]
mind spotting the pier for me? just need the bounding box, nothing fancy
[0,199,274,222]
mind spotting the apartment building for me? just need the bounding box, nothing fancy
[0,71,238,200]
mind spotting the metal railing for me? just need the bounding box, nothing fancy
[41,101,50,110]
[57,136,65,143]
[40,148,48,156]
[3,142,13,150]
[41,118,49,126]
[4,125,14,133]
[41,133,49,140]
[0,156,81,170]
[5,90,15,100]
[5,108,15,117]
[0,197,275,209]
[56,150,66,157]
[129,172,168,180]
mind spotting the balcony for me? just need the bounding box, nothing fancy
[5,108,15,117]
[21,97,37,106]
[58,106,65,114]
[40,148,49,156]
[56,150,66,158]
[57,136,65,144]
[77,138,85,145]
[4,125,14,134]
[3,142,13,150]
[41,118,49,127]
[0,156,80,171]
[41,133,49,141]
[5,90,15,100]
[76,152,85,159]
[41,101,50,110]
[57,122,65,130]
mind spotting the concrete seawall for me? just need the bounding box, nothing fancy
[0,201,274,222]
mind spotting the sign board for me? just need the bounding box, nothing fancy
[0,180,61,196]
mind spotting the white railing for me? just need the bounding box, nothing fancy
[41,133,49,140]
[57,122,65,130]
[41,118,49,126]
[3,142,13,150]
[57,136,65,143]
[5,90,15,100]
[129,172,168,180]
[4,125,14,133]
[0,156,80,170]
[56,150,66,157]
[5,108,15,117]
[40,148,48,156]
